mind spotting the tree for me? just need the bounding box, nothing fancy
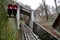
[57,5,60,13]
[42,0,48,21]
[54,0,58,14]
[39,4,45,17]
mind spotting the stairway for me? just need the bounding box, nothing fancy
[16,28,23,40]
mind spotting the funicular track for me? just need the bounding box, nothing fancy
[21,21,40,40]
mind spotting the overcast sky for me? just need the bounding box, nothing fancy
[17,0,60,10]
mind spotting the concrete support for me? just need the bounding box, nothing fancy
[17,5,20,29]
[13,0,21,30]
[29,10,35,30]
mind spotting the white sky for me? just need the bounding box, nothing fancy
[17,0,60,10]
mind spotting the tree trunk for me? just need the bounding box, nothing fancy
[42,0,48,21]
[54,0,58,15]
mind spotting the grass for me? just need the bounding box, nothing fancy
[0,2,18,40]
[7,18,18,40]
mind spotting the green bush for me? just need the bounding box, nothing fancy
[0,3,7,40]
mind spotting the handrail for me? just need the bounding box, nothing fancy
[33,21,59,40]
